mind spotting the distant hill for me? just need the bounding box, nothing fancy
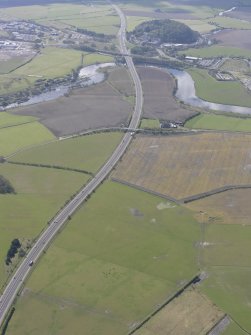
[129,19,200,45]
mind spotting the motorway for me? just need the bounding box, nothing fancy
[0,4,143,328]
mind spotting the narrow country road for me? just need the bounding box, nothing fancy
[0,4,143,327]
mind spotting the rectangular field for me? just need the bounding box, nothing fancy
[9,132,123,173]
[135,289,224,335]
[112,133,251,200]
[185,114,251,132]
[7,181,200,335]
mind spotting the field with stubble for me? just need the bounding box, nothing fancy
[135,289,225,335]
[112,133,251,200]
[137,67,197,123]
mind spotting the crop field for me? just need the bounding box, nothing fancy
[213,30,251,52]
[180,45,251,59]
[7,181,200,335]
[11,67,134,136]
[112,132,251,200]
[186,189,251,226]
[0,112,36,129]
[0,122,55,157]
[185,114,251,132]
[187,68,251,107]
[0,163,89,289]
[137,67,197,122]
[0,47,83,95]
[107,66,135,98]
[134,289,224,335]
[9,132,123,173]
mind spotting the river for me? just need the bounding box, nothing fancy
[168,68,251,115]
[4,62,115,110]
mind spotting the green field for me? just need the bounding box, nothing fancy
[126,16,151,32]
[0,122,55,157]
[9,133,123,173]
[0,163,89,289]
[83,53,114,66]
[7,181,200,335]
[180,45,251,58]
[140,118,160,129]
[0,47,83,95]
[0,112,36,129]
[200,223,251,331]
[220,59,250,73]
[209,16,251,29]
[188,68,251,107]
[176,19,216,33]
[186,114,251,132]
[0,56,33,74]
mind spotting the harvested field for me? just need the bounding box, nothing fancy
[134,289,224,335]
[11,67,134,137]
[137,67,197,122]
[112,133,251,200]
[213,29,251,51]
[186,189,251,225]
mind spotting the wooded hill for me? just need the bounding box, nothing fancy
[129,19,200,45]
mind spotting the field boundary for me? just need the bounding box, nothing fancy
[182,184,251,203]
[6,161,94,176]
[111,177,182,204]
[127,275,201,335]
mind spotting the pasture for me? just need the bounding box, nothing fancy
[134,289,224,335]
[0,122,55,157]
[200,223,251,331]
[185,114,251,132]
[137,67,197,122]
[9,132,123,173]
[208,16,251,29]
[112,133,251,200]
[180,45,251,59]
[188,68,251,107]
[140,118,160,129]
[0,47,83,95]
[0,112,36,129]
[0,163,89,289]
[7,181,200,335]
[220,59,250,73]
[11,67,134,137]
[83,53,114,66]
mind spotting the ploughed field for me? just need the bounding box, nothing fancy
[112,132,251,200]
[213,29,251,51]
[11,67,134,137]
[137,67,197,122]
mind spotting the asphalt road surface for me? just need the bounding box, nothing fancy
[0,4,143,328]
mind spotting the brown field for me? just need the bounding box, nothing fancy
[214,29,251,50]
[186,189,251,225]
[124,9,197,20]
[137,67,197,122]
[11,67,134,137]
[112,132,251,200]
[226,8,251,22]
[107,66,135,97]
[134,289,225,335]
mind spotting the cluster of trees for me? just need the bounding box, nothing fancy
[0,175,15,194]
[130,19,200,44]
[5,239,21,265]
